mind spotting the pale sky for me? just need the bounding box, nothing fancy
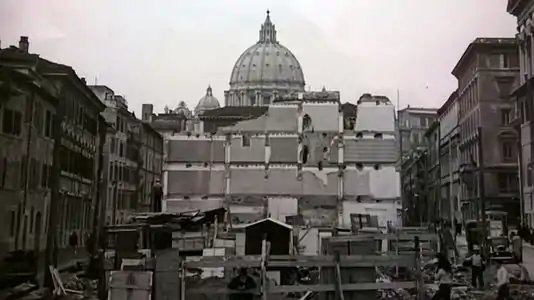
[0,0,517,115]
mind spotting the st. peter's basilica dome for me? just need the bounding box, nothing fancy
[224,11,305,107]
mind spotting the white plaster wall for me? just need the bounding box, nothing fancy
[163,198,223,213]
[368,167,401,199]
[342,202,401,228]
[267,197,298,222]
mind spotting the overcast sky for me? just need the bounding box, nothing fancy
[0,0,517,115]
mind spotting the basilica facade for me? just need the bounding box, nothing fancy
[144,12,402,232]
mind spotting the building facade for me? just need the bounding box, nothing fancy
[164,92,402,233]
[398,106,438,157]
[508,0,534,226]
[437,92,461,222]
[90,85,163,225]
[139,122,164,212]
[0,41,59,259]
[0,37,107,260]
[452,37,520,222]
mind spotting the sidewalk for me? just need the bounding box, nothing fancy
[524,242,534,250]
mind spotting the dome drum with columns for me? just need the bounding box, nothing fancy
[224,11,305,107]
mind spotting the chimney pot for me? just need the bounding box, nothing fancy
[19,36,29,53]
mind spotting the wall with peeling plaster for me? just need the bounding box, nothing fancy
[162,93,402,229]
[167,139,225,163]
[230,136,265,162]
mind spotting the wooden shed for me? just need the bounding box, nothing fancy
[244,218,293,285]
[244,218,293,255]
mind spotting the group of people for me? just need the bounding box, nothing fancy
[433,239,530,300]
[432,246,511,300]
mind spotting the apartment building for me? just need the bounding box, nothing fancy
[90,85,163,224]
[452,37,520,222]
[508,0,534,226]
[0,37,106,259]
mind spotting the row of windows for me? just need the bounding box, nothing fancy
[0,156,51,190]
[58,146,95,180]
[458,79,478,119]
[65,93,98,136]
[106,188,138,211]
[1,103,56,139]
[400,115,435,129]
[8,207,44,240]
[109,162,138,185]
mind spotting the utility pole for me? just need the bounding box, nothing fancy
[477,127,488,257]
[90,118,106,258]
[44,90,64,288]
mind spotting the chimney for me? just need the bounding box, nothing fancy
[19,36,29,53]
[81,77,87,84]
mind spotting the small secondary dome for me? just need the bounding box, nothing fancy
[195,85,220,115]
[175,101,192,117]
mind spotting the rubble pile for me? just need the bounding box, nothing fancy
[59,272,98,300]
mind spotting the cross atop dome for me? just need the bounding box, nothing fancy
[259,9,277,43]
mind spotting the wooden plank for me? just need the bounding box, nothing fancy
[327,233,436,241]
[183,254,416,268]
[187,281,417,294]
[108,284,152,290]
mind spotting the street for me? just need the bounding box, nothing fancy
[523,245,534,278]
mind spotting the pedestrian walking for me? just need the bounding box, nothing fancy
[69,231,79,254]
[465,245,484,289]
[454,218,462,237]
[495,260,510,300]
[511,231,522,263]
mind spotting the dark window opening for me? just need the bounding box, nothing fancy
[374,133,383,139]
[303,114,313,132]
[301,146,309,164]
[242,135,251,147]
